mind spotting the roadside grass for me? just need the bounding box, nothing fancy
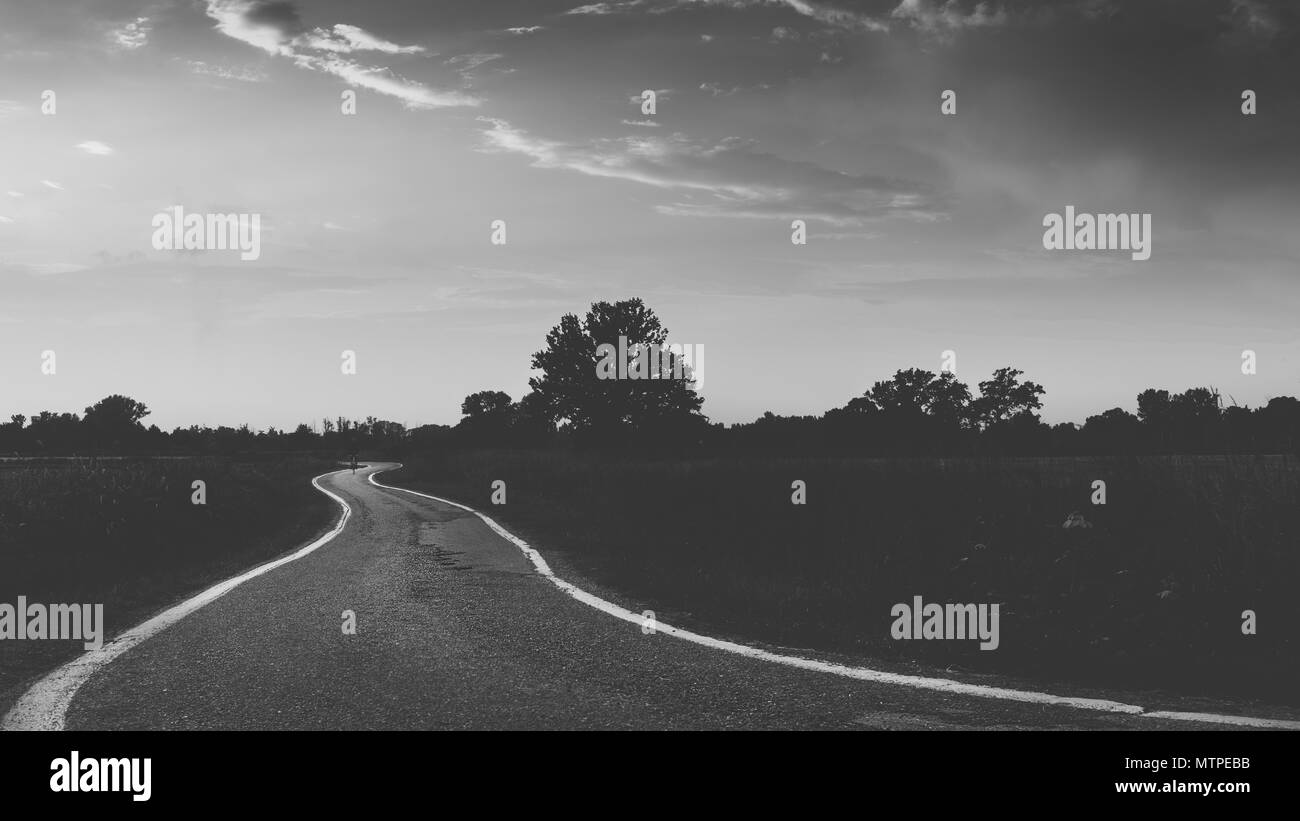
[0,456,340,701]
[388,451,1300,705]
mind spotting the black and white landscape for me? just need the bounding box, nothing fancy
[1,0,1298,738]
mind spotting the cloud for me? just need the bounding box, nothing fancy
[7,191,23,198]
[41,180,63,190]
[553,0,1027,41]
[93,250,147,267]
[300,54,479,108]
[566,0,1244,44]
[203,1,477,108]
[505,26,545,35]
[553,0,1029,36]
[696,0,996,34]
[76,141,115,156]
[186,60,268,82]
[477,117,936,225]
[621,118,661,127]
[628,88,673,104]
[109,16,151,50]
[890,0,1008,34]
[0,216,13,224]
[206,0,296,54]
[1226,0,1282,40]
[26,262,92,276]
[297,23,426,54]
[444,52,503,80]
[646,0,893,32]
[776,0,891,31]
[566,2,649,15]
[0,100,24,117]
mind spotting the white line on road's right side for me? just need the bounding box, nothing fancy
[370,466,1300,731]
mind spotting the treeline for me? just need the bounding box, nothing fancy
[0,395,408,457]
[3,298,1298,457]
[730,382,1300,457]
[443,370,1300,457]
[441,298,1300,457]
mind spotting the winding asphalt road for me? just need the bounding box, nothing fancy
[5,464,1298,730]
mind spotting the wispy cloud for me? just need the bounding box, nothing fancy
[477,117,936,225]
[203,0,478,108]
[444,52,503,81]
[565,1,650,15]
[41,180,64,190]
[76,141,115,156]
[296,23,427,54]
[109,17,151,51]
[560,0,1026,36]
[890,0,1007,35]
[567,0,890,32]
[628,88,673,104]
[302,54,478,108]
[777,0,891,32]
[1225,0,1283,40]
[186,60,268,82]
[505,25,546,35]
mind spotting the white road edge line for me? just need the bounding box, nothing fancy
[1,469,354,732]
[370,465,1300,731]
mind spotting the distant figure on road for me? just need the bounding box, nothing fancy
[350,454,358,474]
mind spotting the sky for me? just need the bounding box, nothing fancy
[1,0,1298,431]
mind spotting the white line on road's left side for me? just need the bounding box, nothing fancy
[1,470,354,731]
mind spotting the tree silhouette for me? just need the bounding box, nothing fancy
[456,390,514,443]
[82,395,150,453]
[973,367,1045,427]
[1136,388,1171,425]
[1168,387,1222,451]
[529,298,706,442]
[865,368,971,420]
[1082,407,1142,453]
[84,395,149,426]
[461,390,513,421]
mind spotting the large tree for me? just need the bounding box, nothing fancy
[460,390,513,422]
[1136,388,1172,425]
[529,298,705,438]
[972,367,1045,427]
[83,394,150,427]
[82,394,150,451]
[456,390,514,442]
[866,369,972,424]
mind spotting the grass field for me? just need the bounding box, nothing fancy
[388,451,1300,706]
[0,456,340,701]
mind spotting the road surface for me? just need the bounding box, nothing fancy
[5,464,1298,730]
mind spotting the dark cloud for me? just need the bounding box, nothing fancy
[241,0,304,35]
